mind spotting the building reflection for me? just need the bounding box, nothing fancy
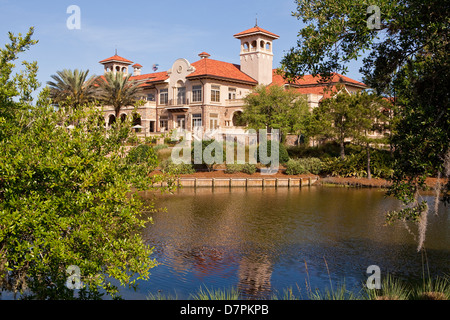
[237,254,273,299]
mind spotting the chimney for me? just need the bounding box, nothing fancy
[132,63,142,76]
[198,52,211,59]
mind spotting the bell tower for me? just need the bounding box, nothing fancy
[99,51,134,74]
[234,24,279,85]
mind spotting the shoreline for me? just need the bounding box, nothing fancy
[169,170,443,189]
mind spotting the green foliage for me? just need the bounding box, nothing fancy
[322,150,394,179]
[0,28,170,299]
[191,139,226,171]
[126,144,158,167]
[387,53,450,208]
[364,274,449,300]
[287,141,343,159]
[144,136,157,145]
[385,201,428,225]
[285,159,307,175]
[153,144,169,152]
[241,84,310,140]
[286,158,323,175]
[281,0,447,91]
[126,134,139,145]
[190,285,240,300]
[256,140,290,164]
[160,159,195,175]
[225,163,257,175]
[281,0,450,226]
[95,71,144,117]
[308,91,389,162]
[47,69,97,109]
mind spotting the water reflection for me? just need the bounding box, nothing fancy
[135,186,449,300]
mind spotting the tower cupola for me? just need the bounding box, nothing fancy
[99,51,133,74]
[233,24,279,85]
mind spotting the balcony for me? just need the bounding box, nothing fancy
[225,98,244,106]
[168,98,187,106]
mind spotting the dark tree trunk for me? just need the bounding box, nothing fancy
[367,142,372,180]
[340,140,345,161]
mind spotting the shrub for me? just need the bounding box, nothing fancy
[287,141,343,159]
[225,163,241,174]
[160,159,195,175]
[153,144,169,152]
[285,159,307,175]
[286,157,323,175]
[144,136,158,145]
[191,139,226,171]
[256,140,290,164]
[242,163,257,174]
[127,144,158,166]
[225,163,257,174]
[127,134,139,145]
[321,150,393,178]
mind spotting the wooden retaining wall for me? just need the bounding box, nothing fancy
[163,177,319,188]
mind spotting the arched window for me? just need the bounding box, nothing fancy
[120,113,127,123]
[108,114,116,127]
[243,42,249,52]
[265,42,271,51]
[251,41,257,51]
[122,67,127,72]
[132,113,142,132]
[260,40,265,50]
[116,66,120,72]
[232,111,245,127]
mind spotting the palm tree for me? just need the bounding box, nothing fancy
[47,69,97,109]
[95,72,144,118]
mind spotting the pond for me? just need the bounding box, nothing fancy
[120,185,450,300]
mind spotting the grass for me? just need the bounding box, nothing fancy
[145,274,449,300]
[189,285,241,300]
[146,257,448,301]
[155,146,172,163]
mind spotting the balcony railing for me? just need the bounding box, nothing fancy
[168,98,187,106]
[225,98,244,106]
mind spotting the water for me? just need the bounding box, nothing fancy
[119,186,449,299]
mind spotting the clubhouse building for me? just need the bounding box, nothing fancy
[98,24,367,138]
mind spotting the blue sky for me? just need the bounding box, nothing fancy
[0,0,365,91]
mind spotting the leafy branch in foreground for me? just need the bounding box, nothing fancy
[281,0,449,251]
[0,27,172,299]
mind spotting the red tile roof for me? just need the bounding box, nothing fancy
[130,71,169,84]
[271,70,367,98]
[132,63,143,68]
[233,26,279,39]
[187,58,258,84]
[99,54,134,64]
